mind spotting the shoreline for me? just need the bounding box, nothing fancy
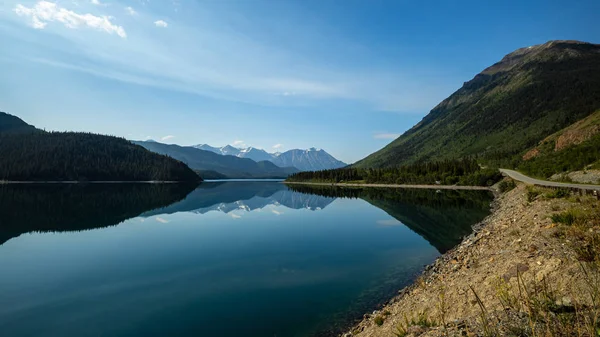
[0,180,198,184]
[284,181,492,190]
[341,182,595,336]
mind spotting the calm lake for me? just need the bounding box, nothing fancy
[0,182,492,337]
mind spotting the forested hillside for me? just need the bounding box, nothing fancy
[286,158,501,186]
[355,41,600,168]
[0,112,201,182]
[0,111,36,133]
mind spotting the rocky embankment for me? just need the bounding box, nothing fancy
[551,169,600,185]
[343,182,600,336]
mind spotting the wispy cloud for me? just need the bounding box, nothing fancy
[373,133,400,140]
[156,217,169,223]
[161,135,175,141]
[14,1,126,38]
[272,209,283,216]
[230,213,241,219]
[8,1,451,113]
[124,6,137,16]
[232,140,245,147]
[154,20,168,28]
[90,0,107,7]
[272,143,283,149]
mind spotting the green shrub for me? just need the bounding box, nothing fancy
[498,179,517,193]
[545,188,570,199]
[551,210,578,226]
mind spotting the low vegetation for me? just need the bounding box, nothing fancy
[519,134,600,179]
[287,158,502,186]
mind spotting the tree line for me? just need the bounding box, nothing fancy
[0,131,201,182]
[286,158,502,186]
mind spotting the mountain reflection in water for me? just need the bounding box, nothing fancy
[0,182,492,254]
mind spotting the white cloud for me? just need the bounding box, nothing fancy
[272,144,283,149]
[272,209,283,216]
[14,1,126,38]
[373,133,400,140]
[154,20,168,28]
[230,213,241,219]
[161,135,175,141]
[8,2,454,113]
[124,6,137,16]
[156,217,169,223]
[90,0,107,6]
[232,140,245,147]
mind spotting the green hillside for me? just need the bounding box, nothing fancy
[355,40,600,168]
[0,112,201,182]
[519,109,600,178]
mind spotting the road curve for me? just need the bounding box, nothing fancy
[499,169,600,191]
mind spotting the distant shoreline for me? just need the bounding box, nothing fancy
[283,181,492,190]
[0,180,195,184]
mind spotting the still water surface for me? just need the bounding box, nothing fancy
[0,182,492,337]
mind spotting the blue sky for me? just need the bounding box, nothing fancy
[0,0,598,163]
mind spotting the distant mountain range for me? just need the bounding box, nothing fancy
[194,144,347,171]
[133,140,299,179]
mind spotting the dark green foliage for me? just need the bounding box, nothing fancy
[551,210,577,226]
[196,170,229,180]
[0,131,201,182]
[355,41,600,169]
[287,158,502,187]
[498,179,517,193]
[519,134,600,178]
[0,183,197,244]
[0,112,36,133]
[545,188,570,199]
[134,140,298,179]
[374,315,385,326]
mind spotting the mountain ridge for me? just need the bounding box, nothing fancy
[133,140,299,179]
[192,143,347,171]
[355,40,600,169]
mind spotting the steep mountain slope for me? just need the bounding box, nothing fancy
[134,141,298,179]
[355,40,600,168]
[273,148,347,171]
[194,143,347,171]
[0,113,201,182]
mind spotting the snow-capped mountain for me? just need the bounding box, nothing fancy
[238,147,275,162]
[193,144,347,171]
[273,148,346,171]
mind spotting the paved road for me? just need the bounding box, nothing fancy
[499,169,600,191]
